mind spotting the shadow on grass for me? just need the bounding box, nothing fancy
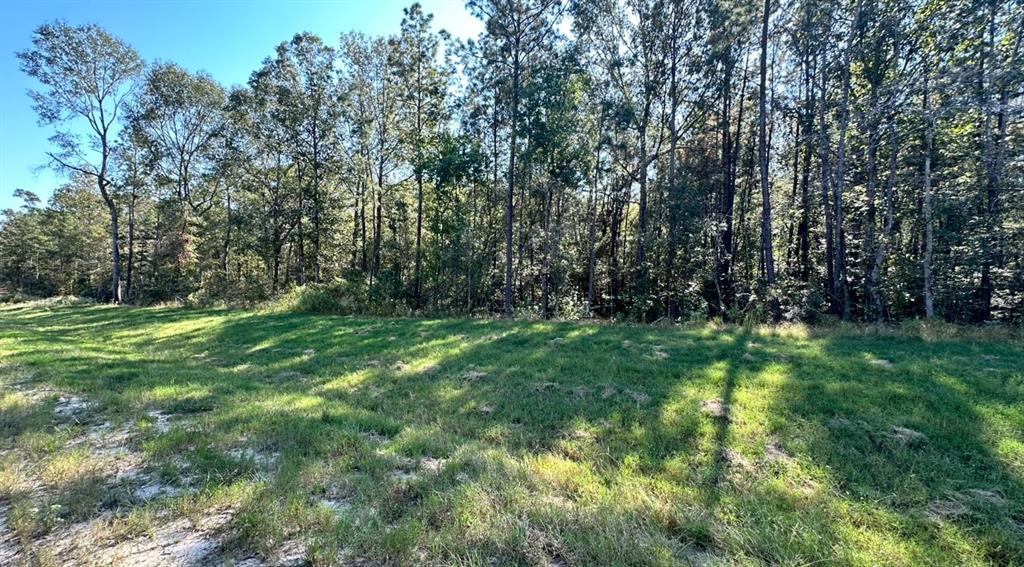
[1,305,1022,563]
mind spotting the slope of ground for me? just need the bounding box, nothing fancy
[0,301,1022,565]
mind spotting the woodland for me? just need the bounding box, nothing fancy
[2,0,1022,324]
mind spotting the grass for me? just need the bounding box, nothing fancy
[0,300,1022,565]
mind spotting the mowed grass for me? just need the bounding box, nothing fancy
[1,302,1022,566]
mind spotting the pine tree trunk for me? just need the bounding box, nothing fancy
[758,0,779,321]
[923,75,935,318]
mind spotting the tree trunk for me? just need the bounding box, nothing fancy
[221,186,232,274]
[125,191,137,302]
[105,193,122,304]
[797,54,814,283]
[541,183,553,319]
[863,92,880,319]
[832,17,854,320]
[414,169,424,305]
[586,131,601,318]
[817,53,836,313]
[758,0,779,321]
[870,115,898,322]
[504,51,520,318]
[297,168,306,286]
[715,58,735,314]
[923,75,935,318]
[634,118,649,314]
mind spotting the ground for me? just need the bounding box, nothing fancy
[0,300,1022,566]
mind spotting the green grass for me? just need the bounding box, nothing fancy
[1,301,1022,565]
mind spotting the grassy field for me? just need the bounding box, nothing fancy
[0,301,1022,566]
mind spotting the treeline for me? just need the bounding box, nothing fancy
[2,0,1022,323]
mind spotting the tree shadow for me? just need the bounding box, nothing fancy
[2,306,1022,563]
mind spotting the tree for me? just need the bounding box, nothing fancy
[393,3,449,306]
[469,0,563,318]
[255,33,341,284]
[7,5,1024,324]
[130,62,226,292]
[758,0,779,320]
[18,22,143,303]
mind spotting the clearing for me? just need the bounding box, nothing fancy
[1,301,1022,565]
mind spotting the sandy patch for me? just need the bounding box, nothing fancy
[227,447,280,469]
[147,410,177,434]
[419,457,446,474]
[763,443,794,464]
[624,389,650,404]
[272,371,306,383]
[54,395,91,417]
[701,399,730,419]
[462,370,488,382]
[570,386,591,400]
[868,358,894,369]
[890,426,927,444]
[928,489,1007,521]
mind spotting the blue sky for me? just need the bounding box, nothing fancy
[0,0,482,210]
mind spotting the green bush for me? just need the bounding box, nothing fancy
[274,279,368,316]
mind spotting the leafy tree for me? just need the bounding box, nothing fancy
[18,22,143,302]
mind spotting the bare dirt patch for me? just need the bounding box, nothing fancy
[462,370,488,382]
[0,504,18,565]
[624,389,650,404]
[147,410,177,434]
[360,431,390,444]
[54,395,91,417]
[272,370,306,383]
[133,481,184,501]
[316,489,355,517]
[928,489,1007,522]
[763,442,794,464]
[227,446,280,470]
[419,457,446,474]
[701,399,730,419]
[868,358,894,369]
[720,448,751,469]
[570,386,591,400]
[11,507,243,566]
[273,538,308,566]
[890,426,927,444]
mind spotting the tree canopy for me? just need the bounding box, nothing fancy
[4,0,1023,324]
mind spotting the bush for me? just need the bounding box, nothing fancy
[0,294,95,309]
[272,278,421,317]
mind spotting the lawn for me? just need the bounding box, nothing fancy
[0,300,1022,566]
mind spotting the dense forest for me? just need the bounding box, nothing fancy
[2,0,1022,323]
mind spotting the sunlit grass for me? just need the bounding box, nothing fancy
[0,302,1021,565]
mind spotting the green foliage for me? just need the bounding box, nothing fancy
[6,2,1024,324]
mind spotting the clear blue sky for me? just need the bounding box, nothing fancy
[0,0,482,210]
